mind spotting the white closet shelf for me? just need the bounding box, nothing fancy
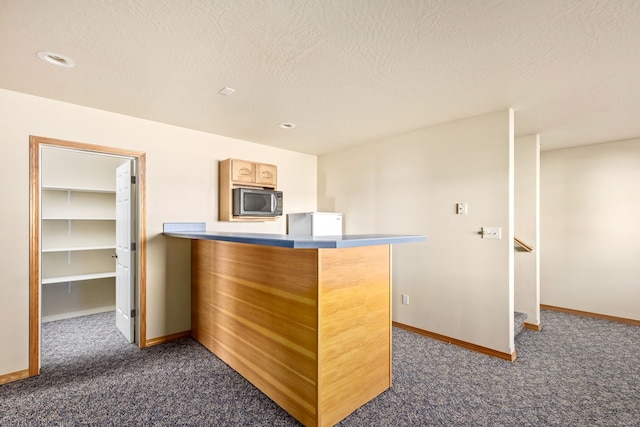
[42,217,116,221]
[42,245,116,253]
[42,185,115,193]
[41,271,116,285]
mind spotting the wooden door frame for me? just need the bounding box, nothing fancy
[29,135,147,376]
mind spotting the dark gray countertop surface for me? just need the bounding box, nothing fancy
[163,223,425,249]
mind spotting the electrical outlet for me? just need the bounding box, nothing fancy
[481,227,502,239]
[401,294,410,305]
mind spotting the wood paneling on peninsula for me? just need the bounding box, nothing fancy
[191,239,391,427]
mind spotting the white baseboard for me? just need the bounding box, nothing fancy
[42,305,115,323]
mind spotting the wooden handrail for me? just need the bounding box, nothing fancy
[514,236,534,253]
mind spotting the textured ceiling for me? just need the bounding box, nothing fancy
[2,0,640,155]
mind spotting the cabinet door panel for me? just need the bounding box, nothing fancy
[256,163,277,186]
[231,160,255,183]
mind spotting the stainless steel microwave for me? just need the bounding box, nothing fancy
[232,187,283,217]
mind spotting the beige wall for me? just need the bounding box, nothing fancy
[318,109,515,354]
[540,138,640,320]
[0,88,317,377]
[514,135,540,326]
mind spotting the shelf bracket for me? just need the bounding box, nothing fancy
[67,281,71,294]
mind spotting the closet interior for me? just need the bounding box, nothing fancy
[41,148,127,323]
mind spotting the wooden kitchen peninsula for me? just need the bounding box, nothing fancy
[163,223,425,427]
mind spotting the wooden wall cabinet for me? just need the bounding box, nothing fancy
[229,159,277,187]
[219,158,278,221]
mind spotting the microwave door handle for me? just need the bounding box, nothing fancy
[271,194,276,212]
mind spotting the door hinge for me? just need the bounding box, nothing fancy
[131,175,136,184]
[131,242,136,251]
[130,309,136,318]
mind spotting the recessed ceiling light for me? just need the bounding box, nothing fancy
[37,51,76,68]
[219,86,235,96]
[279,122,296,129]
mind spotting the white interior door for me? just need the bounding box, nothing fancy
[115,160,135,343]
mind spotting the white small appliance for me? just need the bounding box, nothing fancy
[287,212,343,236]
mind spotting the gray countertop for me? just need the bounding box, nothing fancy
[163,222,425,249]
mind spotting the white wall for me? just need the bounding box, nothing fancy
[514,135,540,326]
[318,109,515,355]
[540,138,640,320]
[0,88,317,377]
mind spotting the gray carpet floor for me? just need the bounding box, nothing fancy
[0,309,638,426]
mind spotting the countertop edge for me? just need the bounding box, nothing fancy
[163,230,426,249]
